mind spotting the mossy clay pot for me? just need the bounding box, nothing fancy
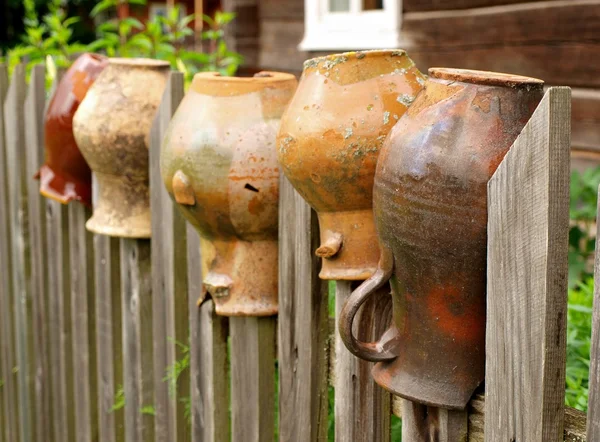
[37,53,108,207]
[161,72,297,316]
[73,58,170,237]
[339,68,544,409]
[277,50,425,280]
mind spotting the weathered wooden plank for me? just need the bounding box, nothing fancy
[400,400,468,441]
[149,72,188,442]
[69,203,97,442]
[5,62,35,442]
[188,225,230,442]
[587,184,600,441]
[46,200,73,442]
[400,1,600,49]
[120,238,154,442]
[259,0,304,20]
[222,0,259,66]
[485,88,571,441]
[403,0,549,12]
[408,43,600,89]
[571,88,600,152]
[277,176,329,441]
[24,64,53,442]
[0,62,19,442]
[334,281,391,442]
[94,233,124,442]
[230,316,276,442]
[259,21,307,73]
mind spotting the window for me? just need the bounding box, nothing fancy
[300,0,402,51]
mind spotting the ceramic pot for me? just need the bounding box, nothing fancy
[73,58,170,237]
[161,72,297,316]
[37,53,108,207]
[339,68,544,409]
[277,50,425,280]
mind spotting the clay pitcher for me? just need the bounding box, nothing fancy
[37,53,108,207]
[339,68,544,409]
[73,58,170,237]
[277,50,425,280]
[161,72,297,316]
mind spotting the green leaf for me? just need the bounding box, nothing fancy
[122,17,144,30]
[90,0,118,17]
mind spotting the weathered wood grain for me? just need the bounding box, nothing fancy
[587,183,600,440]
[24,64,53,442]
[485,87,571,441]
[69,203,97,442]
[571,88,600,152]
[120,238,154,442]
[222,0,259,66]
[188,225,231,442]
[400,1,600,49]
[334,281,391,442]
[401,400,468,442]
[0,62,18,442]
[260,0,304,19]
[94,233,124,442]
[230,316,277,442]
[409,43,600,89]
[4,62,35,442]
[277,175,329,442]
[403,0,550,12]
[46,200,73,442]
[259,21,307,73]
[149,71,188,442]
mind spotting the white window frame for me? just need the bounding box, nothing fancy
[300,0,403,51]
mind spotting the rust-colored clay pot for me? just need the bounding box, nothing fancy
[37,53,108,207]
[339,68,544,409]
[73,58,170,237]
[161,72,297,316]
[277,50,425,280]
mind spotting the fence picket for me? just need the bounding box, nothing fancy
[149,71,188,442]
[188,227,230,442]
[4,62,35,442]
[69,203,97,442]
[24,64,53,442]
[277,176,329,442]
[94,233,124,442]
[586,184,600,439]
[334,281,391,442]
[0,62,19,442]
[230,316,277,442]
[485,87,571,441]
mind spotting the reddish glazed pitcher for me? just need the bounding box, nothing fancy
[339,68,544,409]
[37,53,107,207]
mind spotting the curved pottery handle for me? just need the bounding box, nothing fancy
[338,245,398,362]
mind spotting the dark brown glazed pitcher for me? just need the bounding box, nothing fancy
[339,68,544,409]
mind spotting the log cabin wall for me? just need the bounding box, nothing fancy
[246,0,600,167]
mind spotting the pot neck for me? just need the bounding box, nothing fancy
[429,68,544,89]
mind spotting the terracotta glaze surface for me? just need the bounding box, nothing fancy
[161,72,297,316]
[38,53,107,207]
[277,50,425,280]
[73,58,170,237]
[339,68,544,409]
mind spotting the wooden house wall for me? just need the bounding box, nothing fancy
[226,0,600,165]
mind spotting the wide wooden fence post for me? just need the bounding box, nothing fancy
[149,71,190,442]
[25,64,53,442]
[485,87,571,441]
[277,176,329,442]
[0,62,19,442]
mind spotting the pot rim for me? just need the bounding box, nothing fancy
[303,49,408,70]
[193,71,297,83]
[108,57,171,68]
[429,68,544,88]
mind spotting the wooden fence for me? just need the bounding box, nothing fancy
[0,62,595,442]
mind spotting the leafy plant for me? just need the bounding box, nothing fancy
[110,385,126,412]
[565,277,593,411]
[568,168,600,288]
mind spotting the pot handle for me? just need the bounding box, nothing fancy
[339,245,398,362]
